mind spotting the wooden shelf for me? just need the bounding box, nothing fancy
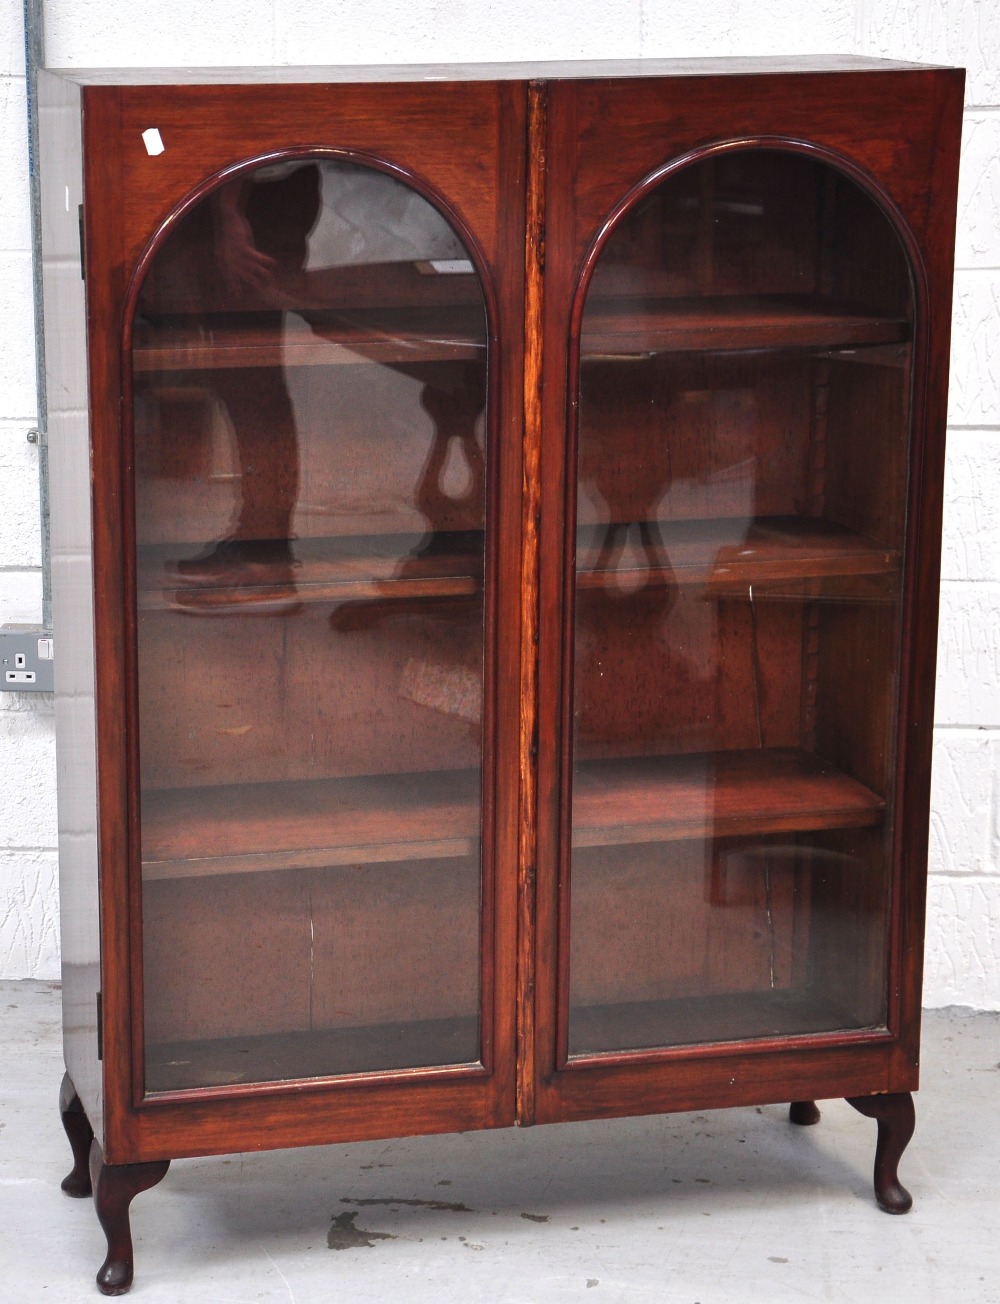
[576,516,899,594]
[142,748,882,881]
[146,1014,481,1093]
[138,532,483,613]
[141,768,484,880]
[140,518,891,613]
[567,989,875,1059]
[133,306,486,372]
[571,749,884,849]
[581,294,909,356]
[133,294,906,374]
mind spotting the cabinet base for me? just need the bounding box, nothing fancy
[61,1071,171,1292]
[90,1140,171,1295]
[59,1072,95,1198]
[846,1091,915,1214]
[788,1100,822,1126]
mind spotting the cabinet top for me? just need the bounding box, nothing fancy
[40,54,959,87]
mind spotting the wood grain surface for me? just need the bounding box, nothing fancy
[39,62,962,1181]
[140,747,882,880]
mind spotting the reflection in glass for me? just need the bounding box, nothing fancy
[134,159,489,1092]
[567,152,912,1057]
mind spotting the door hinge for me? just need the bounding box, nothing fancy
[78,203,86,281]
[96,991,103,1060]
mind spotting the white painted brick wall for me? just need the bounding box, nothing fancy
[39,0,855,68]
[941,437,1000,580]
[925,877,1000,1008]
[2,0,49,980]
[957,114,1000,266]
[0,688,56,840]
[950,273,1000,426]
[1,0,998,1008]
[928,730,999,877]
[862,0,999,106]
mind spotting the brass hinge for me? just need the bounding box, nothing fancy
[96,991,103,1060]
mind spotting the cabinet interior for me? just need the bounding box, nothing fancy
[131,160,493,1090]
[126,143,913,1091]
[564,150,911,1058]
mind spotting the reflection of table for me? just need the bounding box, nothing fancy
[312,353,487,629]
[134,263,490,621]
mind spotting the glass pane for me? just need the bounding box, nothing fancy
[568,151,912,1057]
[134,159,489,1091]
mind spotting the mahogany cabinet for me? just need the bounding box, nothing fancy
[39,56,963,1293]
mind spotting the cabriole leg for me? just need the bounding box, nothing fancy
[846,1091,915,1214]
[59,1071,94,1197]
[789,1100,821,1126]
[90,1139,170,1296]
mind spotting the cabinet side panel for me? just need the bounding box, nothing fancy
[890,68,964,1079]
[39,72,103,1145]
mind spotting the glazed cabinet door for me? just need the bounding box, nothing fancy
[531,70,963,1123]
[85,82,526,1158]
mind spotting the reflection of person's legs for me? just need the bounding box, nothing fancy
[207,165,320,559]
[213,343,300,553]
[173,345,299,577]
[174,165,320,577]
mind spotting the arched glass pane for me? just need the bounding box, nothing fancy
[133,159,489,1091]
[568,151,912,1057]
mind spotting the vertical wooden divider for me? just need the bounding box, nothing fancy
[517,80,547,1127]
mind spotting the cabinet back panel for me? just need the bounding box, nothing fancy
[568,841,797,1008]
[568,829,886,1053]
[803,827,891,1031]
[137,601,484,789]
[565,831,890,1058]
[574,589,803,759]
[143,857,481,1081]
[311,859,480,1030]
[827,172,913,317]
[586,153,822,300]
[813,581,899,798]
[823,359,909,550]
[577,355,812,526]
[143,871,313,1043]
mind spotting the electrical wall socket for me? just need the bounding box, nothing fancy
[1,627,54,692]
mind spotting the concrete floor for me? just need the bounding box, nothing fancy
[2,982,998,1303]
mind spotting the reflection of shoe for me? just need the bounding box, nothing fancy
[170,537,299,581]
[166,537,301,616]
[327,529,481,632]
[165,586,303,616]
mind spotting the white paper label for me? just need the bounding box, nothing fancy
[141,128,165,156]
